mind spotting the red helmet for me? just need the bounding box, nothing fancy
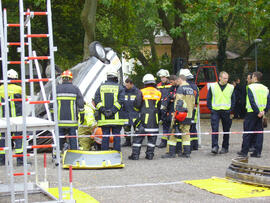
[174,111,187,122]
[61,70,73,79]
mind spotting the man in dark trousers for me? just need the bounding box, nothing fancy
[94,67,125,152]
[233,78,245,119]
[122,78,139,147]
[54,70,85,151]
[238,72,270,158]
[129,74,161,160]
[207,71,235,154]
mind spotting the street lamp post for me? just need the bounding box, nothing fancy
[254,38,262,72]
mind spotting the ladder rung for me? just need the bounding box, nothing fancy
[29,100,51,104]
[25,34,49,38]
[15,199,25,202]
[7,42,28,46]
[0,78,50,83]
[27,144,55,149]
[13,172,34,176]
[13,154,33,158]
[24,11,47,16]
[0,147,9,151]
[7,24,20,27]
[8,61,29,64]
[12,136,30,139]
[27,56,50,60]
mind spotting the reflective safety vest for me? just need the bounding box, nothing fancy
[246,83,269,112]
[96,84,126,126]
[211,82,234,110]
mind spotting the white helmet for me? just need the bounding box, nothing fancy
[7,69,18,79]
[157,69,170,78]
[142,74,156,84]
[179,69,193,79]
[106,67,118,78]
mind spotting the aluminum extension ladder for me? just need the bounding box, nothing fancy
[0,0,65,202]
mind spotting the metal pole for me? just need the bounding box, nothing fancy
[19,0,29,202]
[0,2,15,202]
[255,41,257,72]
[47,0,63,201]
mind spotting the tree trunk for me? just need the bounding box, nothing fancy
[171,35,190,61]
[217,17,228,71]
[80,0,97,60]
[158,0,190,68]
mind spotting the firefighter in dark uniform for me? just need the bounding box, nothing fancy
[238,71,270,158]
[122,78,139,147]
[160,75,179,153]
[129,74,161,160]
[162,74,195,158]
[94,67,125,152]
[207,71,235,154]
[54,70,85,151]
[179,68,199,150]
[0,69,24,166]
[156,69,172,148]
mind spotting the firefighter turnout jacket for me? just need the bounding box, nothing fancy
[0,84,22,117]
[123,85,139,126]
[54,81,84,127]
[94,79,126,126]
[174,81,195,125]
[157,81,172,100]
[134,86,161,133]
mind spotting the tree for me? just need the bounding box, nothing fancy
[158,0,190,62]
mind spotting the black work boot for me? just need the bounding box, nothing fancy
[191,140,198,151]
[128,146,140,160]
[161,145,176,158]
[0,154,5,166]
[157,139,167,148]
[176,142,182,156]
[122,137,132,147]
[179,145,191,158]
[145,154,154,160]
[128,154,139,160]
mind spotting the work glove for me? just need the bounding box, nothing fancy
[80,113,85,125]
[104,109,114,118]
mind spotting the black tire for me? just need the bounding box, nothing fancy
[89,41,106,62]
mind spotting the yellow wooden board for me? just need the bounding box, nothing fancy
[185,177,270,199]
[47,187,99,203]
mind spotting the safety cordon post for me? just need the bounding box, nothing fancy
[69,165,73,200]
